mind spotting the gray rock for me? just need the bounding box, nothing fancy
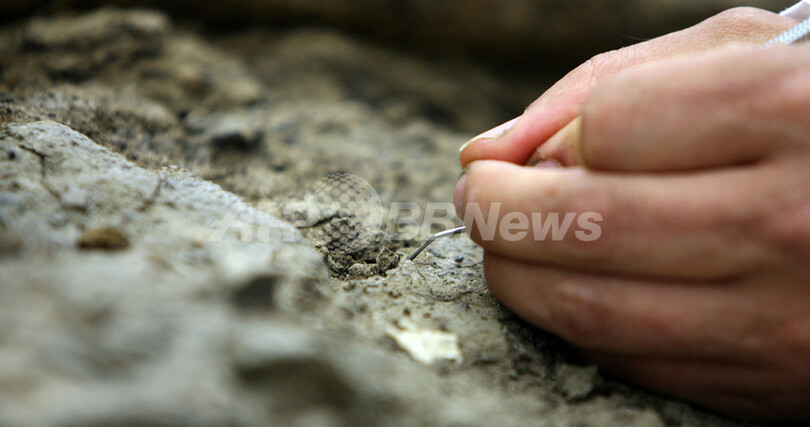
[0,121,336,425]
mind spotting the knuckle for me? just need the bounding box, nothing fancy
[525,50,613,112]
[707,7,781,38]
[711,7,771,27]
[557,49,622,95]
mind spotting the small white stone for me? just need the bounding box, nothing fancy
[60,186,90,211]
[386,320,462,365]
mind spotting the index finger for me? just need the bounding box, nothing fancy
[459,7,796,168]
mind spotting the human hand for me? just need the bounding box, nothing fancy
[454,44,810,421]
[459,7,797,168]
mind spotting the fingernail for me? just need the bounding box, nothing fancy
[459,116,521,153]
[454,168,469,217]
[529,159,563,168]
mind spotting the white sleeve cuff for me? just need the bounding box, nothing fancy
[781,0,810,20]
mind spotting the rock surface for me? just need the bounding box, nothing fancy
[0,8,761,427]
[0,121,332,425]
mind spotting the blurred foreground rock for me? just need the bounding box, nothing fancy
[0,121,342,424]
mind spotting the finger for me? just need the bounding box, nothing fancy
[459,8,797,168]
[526,117,583,167]
[533,45,810,171]
[483,252,778,358]
[457,160,776,279]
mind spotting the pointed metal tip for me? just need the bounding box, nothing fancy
[407,226,467,261]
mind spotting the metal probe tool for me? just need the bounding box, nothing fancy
[407,226,467,261]
[764,15,810,46]
[408,17,810,261]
